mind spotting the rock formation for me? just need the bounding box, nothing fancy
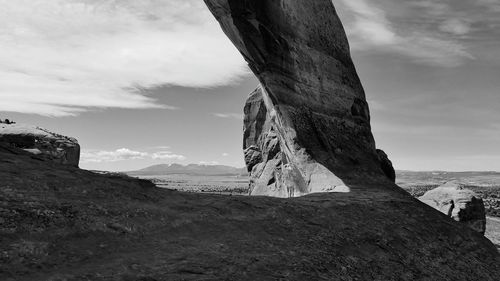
[0,123,80,167]
[419,182,487,234]
[243,86,396,196]
[206,0,396,196]
[376,149,396,182]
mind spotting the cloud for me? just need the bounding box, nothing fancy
[409,1,451,16]
[199,161,219,165]
[222,153,229,157]
[213,113,243,120]
[81,148,149,163]
[476,0,500,12]
[439,18,472,36]
[149,146,171,150]
[151,151,186,161]
[81,148,186,163]
[336,0,474,67]
[0,0,248,116]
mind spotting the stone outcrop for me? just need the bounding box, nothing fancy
[419,182,487,234]
[206,0,395,196]
[243,86,306,197]
[0,123,80,167]
[243,85,396,196]
[376,149,396,182]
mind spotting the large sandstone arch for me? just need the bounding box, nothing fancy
[204,0,396,197]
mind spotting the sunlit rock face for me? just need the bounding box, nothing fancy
[419,182,487,234]
[206,0,394,196]
[243,86,309,197]
[243,86,395,197]
[0,123,80,167]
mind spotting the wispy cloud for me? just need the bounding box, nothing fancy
[213,113,243,120]
[81,148,186,163]
[476,0,500,12]
[336,0,474,67]
[151,151,186,161]
[199,161,219,165]
[0,0,248,116]
[81,148,149,163]
[439,18,472,36]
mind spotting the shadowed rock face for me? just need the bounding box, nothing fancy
[205,0,392,195]
[376,149,396,182]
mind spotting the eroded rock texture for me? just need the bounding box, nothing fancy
[0,123,80,167]
[243,87,395,196]
[419,182,487,234]
[243,86,307,197]
[206,0,395,196]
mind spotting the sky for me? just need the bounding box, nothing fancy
[1,0,500,172]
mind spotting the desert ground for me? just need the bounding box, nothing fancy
[2,147,499,280]
[136,172,500,251]
[137,174,249,195]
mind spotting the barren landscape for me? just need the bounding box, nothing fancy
[2,147,499,280]
[133,171,500,216]
[2,0,500,279]
[131,170,500,253]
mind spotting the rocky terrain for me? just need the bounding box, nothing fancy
[419,182,486,234]
[1,146,499,280]
[1,0,499,279]
[397,171,500,217]
[0,122,80,167]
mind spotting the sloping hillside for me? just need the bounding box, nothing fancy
[1,146,499,280]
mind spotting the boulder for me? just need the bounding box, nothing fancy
[419,182,486,234]
[0,123,80,167]
[206,0,395,197]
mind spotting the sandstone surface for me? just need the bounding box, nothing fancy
[0,146,499,280]
[243,86,395,197]
[0,123,80,167]
[419,182,487,234]
[206,0,395,196]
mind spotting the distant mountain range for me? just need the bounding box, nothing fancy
[127,163,248,176]
[126,164,500,184]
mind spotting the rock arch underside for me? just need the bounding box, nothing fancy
[206,0,396,197]
[202,0,500,278]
